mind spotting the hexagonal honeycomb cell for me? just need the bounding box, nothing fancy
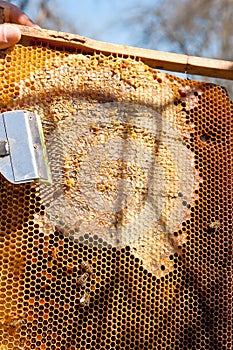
[0,34,232,350]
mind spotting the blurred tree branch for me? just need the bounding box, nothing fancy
[8,0,77,32]
[126,0,233,97]
[129,0,233,59]
[18,0,29,11]
[35,1,63,30]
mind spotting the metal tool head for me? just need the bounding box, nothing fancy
[0,110,51,184]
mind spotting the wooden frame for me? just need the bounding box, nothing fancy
[8,25,233,81]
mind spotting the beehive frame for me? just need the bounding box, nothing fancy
[0,27,232,350]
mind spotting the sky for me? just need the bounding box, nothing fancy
[56,0,152,45]
[13,0,155,47]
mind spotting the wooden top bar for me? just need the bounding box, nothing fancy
[13,25,233,81]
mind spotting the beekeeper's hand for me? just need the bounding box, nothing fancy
[0,1,38,49]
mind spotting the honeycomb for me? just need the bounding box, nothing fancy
[0,35,232,350]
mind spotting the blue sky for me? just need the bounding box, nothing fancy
[57,0,150,45]
[13,0,155,47]
[60,0,137,44]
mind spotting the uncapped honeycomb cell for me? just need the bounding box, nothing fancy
[0,37,232,350]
